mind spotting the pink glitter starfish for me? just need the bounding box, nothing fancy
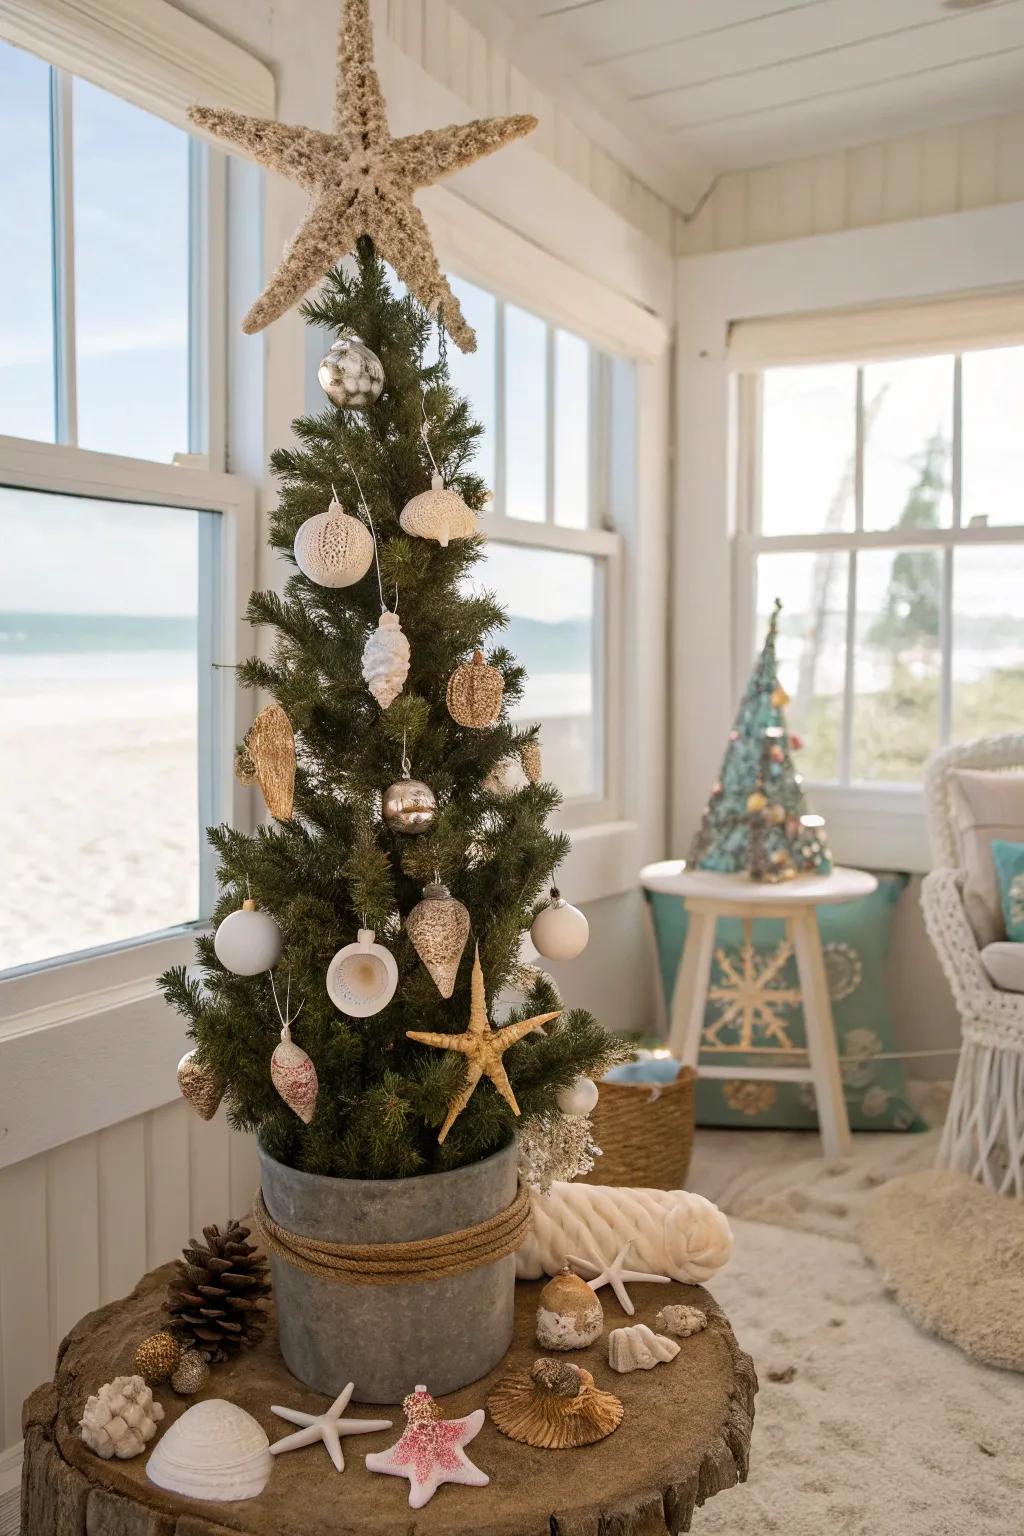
[365,1385,488,1508]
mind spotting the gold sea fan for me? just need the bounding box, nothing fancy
[487,1358,623,1449]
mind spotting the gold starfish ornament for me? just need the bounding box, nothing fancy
[407,946,559,1142]
[188,0,536,351]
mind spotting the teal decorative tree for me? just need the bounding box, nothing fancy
[688,600,831,882]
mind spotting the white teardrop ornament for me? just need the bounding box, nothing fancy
[271,1024,318,1124]
[214,900,283,976]
[399,473,477,548]
[294,499,374,587]
[326,928,399,1017]
[531,889,589,961]
[362,611,410,709]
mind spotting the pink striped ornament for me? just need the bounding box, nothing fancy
[271,1024,318,1124]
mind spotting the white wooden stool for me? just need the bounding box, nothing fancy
[640,862,878,1159]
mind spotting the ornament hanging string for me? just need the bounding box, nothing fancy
[419,391,444,482]
[335,469,393,615]
[251,1181,532,1286]
[270,970,304,1034]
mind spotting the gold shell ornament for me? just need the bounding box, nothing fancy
[239,703,296,821]
[405,882,471,998]
[446,650,503,728]
[487,1358,622,1449]
[520,739,542,783]
[400,473,478,547]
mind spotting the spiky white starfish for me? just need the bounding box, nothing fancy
[567,1240,671,1317]
[268,1382,392,1471]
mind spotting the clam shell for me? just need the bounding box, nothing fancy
[607,1323,680,1373]
[146,1399,271,1502]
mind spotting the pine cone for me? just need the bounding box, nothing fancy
[163,1220,271,1362]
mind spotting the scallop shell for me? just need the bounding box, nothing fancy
[146,1399,272,1502]
[607,1323,680,1373]
[362,611,410,709]
[487,1360,622,1449]
[536,1268,603,1350]
[399,473,477,547]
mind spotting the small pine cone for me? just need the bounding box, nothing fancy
[163,1219,271,1363]
[132,1331,181,1385]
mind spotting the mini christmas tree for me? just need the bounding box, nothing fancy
[688,599,831,883]
[159,239,625,1179]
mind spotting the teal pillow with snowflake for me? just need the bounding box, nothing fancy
[992,840,1024,942]
[645,872,925,1132]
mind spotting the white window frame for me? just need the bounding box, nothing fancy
[734,355,1024,795]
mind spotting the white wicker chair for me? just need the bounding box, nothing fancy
[922,733,1024,1197]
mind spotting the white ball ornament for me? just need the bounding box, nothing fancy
[557,1075,599,1117]
[530,888,589,961]
[294,500,374,588]
[326,928,399,1017]
[214,899,283,976]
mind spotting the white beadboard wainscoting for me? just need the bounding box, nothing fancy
[0,1103,258,1457]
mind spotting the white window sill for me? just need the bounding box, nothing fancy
[805,783,931,875]
[557,819,643,905]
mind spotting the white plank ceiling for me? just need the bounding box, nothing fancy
[452,0,1024,205]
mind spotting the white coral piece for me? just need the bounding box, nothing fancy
[362,611,410,709]
[655,1304,707,1338]
[607,1324,680,1374]
[80,1374,165,1460]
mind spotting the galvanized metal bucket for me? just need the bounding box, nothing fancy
[257,1139,518,1403]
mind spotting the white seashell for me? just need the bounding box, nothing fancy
[400,473,477,548]
[361,611,410,708]
[80,1376,165,1460]
[326,928,398,1017]
[607,1324,680,1374]
[146,1399,272,1502]
[655,1304,707,1338]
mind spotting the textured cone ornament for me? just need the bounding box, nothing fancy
[405,882,470,997]
[362,610,410,708]
[400,473,478,547]
[188,0,537,350]
[271,1023,318,1124]
[241,703,296,821]
[407,945,560,1142]
[294,499,375,588]
[446,649,504,728]
[317,331,384,408]
[487,1359,622,1450]
[364,1385,488,1508]
[177,1049,225,1121]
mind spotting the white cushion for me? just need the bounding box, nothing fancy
[980,942,1024,994]
[948,769,1024,948]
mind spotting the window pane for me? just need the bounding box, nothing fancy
[73,79,190,461]
[961,347,1024,528]
[852,548,941,782]
[952,546,1024,739]
[0,487,205,972]
[0,41,55,443]
[554,329,590,528]
[479,543,599,798]
[447,276,496,492]
[755,551,847,782]
[761,365,856,535]
[862,355,953,532]
[504,304,547,522]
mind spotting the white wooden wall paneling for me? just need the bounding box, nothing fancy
[0,1107,249,1451]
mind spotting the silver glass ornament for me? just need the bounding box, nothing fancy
[317,331,385,409]
[382,770,437,835]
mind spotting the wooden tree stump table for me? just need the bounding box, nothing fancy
[22,1263,756,1536]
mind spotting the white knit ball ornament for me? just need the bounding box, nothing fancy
[557,1075,599,1116]
[531,890,589,961]
[214,900,282,976]
[294,500,374,587]
[362,611,410,709]
[399,473,477,548]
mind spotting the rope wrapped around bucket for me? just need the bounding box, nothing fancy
[251,1181,532,1286]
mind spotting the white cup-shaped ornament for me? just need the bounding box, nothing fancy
[326,929,399,1018]
[557,1075,599,1116]
[294,500,374,588]
[530,888,589,961]
[214,899,283,976]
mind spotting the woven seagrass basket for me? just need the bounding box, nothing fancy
[580,1066,697,1189]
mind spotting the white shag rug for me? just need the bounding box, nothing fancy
[697,1218,1024,1535]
